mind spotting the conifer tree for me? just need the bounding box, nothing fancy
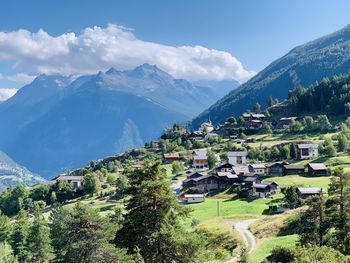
[11,209,30,262]
[0,212,11,243]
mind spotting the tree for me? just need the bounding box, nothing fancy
[27,208,53,262]
[115,163,202,262]
[0,242,17,263]
[326,168,350,254]
[50,191,57,205]
[299,195,328,246]
[83,173,101,195]
[51,180,75,203]
[289,120,303,133]
[268,96,277,107]
[280,145,290,160]
[171,161,184,175]
[337,133,349,152]
[207,150,217,169]
[0,212,11,243]
[303,116,315,131]
[0,185,29,216]
[322,139,337,157]
[254,103,261,113]
[11,209,30,262]
[107,174,117,185]
[262,122,272,134]
[115,174,129,199]
[227,117,236,124]
[282,187,298,208]
[50,203,125,263]
[289,143,297,160]
[316,115,332,131]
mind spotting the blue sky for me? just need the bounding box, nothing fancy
[0,0,349,95]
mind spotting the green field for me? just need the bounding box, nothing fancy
[264,175,331,191]
[248,234,298,263]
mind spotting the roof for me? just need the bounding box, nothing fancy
[283,165,305,170]
[249,163,266,169]
[252,114,265,118]
[232,166,250,175]
[297,187,322,194]
[184,194,204,198]
[279,117,298,121]
[228,151,248,157]
[297,143,318,149]
[217,172,239,179]
[252,183,269,189]
[243,176,258,182]
[308,163,327,170]
[216,162,234,169]
[265,161,289,168]
[56,175,84,181]
[261,181,278,186]
[163,153,180,159]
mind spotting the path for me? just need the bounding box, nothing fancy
[223,219,257,263]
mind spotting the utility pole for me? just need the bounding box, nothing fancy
[217,200,220,216]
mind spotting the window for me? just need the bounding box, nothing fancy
[301,148,309,156]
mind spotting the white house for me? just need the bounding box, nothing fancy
[297,144,318,160]
[192,149,208,169]
[184,194,205,203]
[248,163,266,175]
[199,119,214,133]
[228,151,247,166]
[55,175,83,189]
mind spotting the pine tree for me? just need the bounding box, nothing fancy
[11,209,30,262]
[326,167,350,254]
[0,212,11,243]
[337,133,349,152]
[27,208,53,262]
[254,102,261,113]
[115,163,201,262]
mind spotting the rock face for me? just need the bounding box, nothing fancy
[192,24,350,127]
[0,64,237,178]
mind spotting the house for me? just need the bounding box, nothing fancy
[199,119,214,133]
[189,131,204,141]
[184,194,205,203]
[150,140,160,148]
[297,144,318,159]
[266,162,289,176]
[242,113,265,122]
[232,166,250,176]
[55,175,83,189]
[192,149,208,169]
[283,164,305,175]
[228,151,248,166]
[296,187,323,199]
[240,175,261,189]
[216,172,240,189]
[182,174,219,193]
[250,181,279,198]
[163,153,180,163]
[276,117,298,129]
[186,172,204,179]
[248,164,266,176]
[307,163,329,176]
[215,162,234,172]
[247,119,263,129]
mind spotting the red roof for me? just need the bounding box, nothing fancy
[163,153,180,159]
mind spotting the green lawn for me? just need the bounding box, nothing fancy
[248,234,298,263]
[265,175,331,191]
[183,195,284,228]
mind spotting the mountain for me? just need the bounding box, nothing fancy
[192,24,350,127]
[0,150,45,193]
[0,64,233,178]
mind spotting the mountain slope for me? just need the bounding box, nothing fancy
[192,24,350,127]
[0,150,45,193]
[0,64,233,177]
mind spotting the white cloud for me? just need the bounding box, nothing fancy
[0,24,255,81]
[0,88,18,101]
[6,73,36,83]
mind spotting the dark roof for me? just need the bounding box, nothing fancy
[308,163,327,170]
[242,176,258,182]
[215,162,234,169]
[265,162,289,168]
[283,165,304,170]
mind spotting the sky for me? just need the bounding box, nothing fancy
[0,0,349,100]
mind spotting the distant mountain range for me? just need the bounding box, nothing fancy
[0,64,238,178]
[0,150,45,193]
[192,24,350,127]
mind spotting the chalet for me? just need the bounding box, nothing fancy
[163,153,180,163]
[283,164,305,175]
[240,175,261,189]
[276,117,298,129]
[192,149,208,169]
[297,144,318,159]
[199,119,214,133]
[266,162,289,176]
[248,164,266,176]
[150,140,160,148]
[215,162,234,172]
[242,113,266,122]
[250,181,279,198]
[247,119,263,129]
[232,166,250,176]
[184,194,205,203]
[216,172,240,189]
[189,131,204,141]
[228,151,247,166]
[307,163,329,176]
[296,187,323,199]
[186,172,204,179]
[55,175,83,189]
[182,174,219,193]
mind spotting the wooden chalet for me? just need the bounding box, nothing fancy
[307,163,328,176]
